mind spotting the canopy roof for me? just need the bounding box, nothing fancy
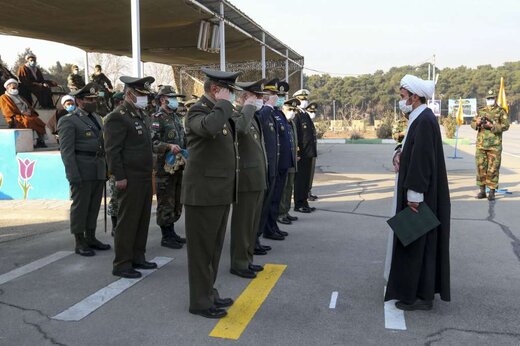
[0,0,303,66]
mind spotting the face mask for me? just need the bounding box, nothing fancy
[134,95,148,109]
[167,98,178,110]
[229,92,236,105]
[65,104,76,112]
[73,70,79,75]
[399,99,413,114]
[276,97,285,108]
[300,100,309,108]
[7,88,19,96]
[255,99,264,110]
[29,61,36,67]
[82,102,97,113]
[309,112,316,120]
[486,99,495,106]
[286,110,295,120]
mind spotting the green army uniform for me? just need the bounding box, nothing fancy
[470,103,509,195]
[230,80,268,275]
[107,175,119,234]
[279,116,298,219]
[181,81,256,314]
[57,83,109,256]
[151,99,187,248]
[104,77,155,275]
[67,73,85,92]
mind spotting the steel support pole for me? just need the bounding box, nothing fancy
[261,32,266,78]
[219,2,226,71]
[131,0,142,77]
[84,51,89,84]
[285,49,289,82]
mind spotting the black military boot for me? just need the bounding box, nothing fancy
[160,225,183,249]
[171,224,186,244]
[74,233,95,257]
[477,186,487,199]
[488,189,496,201]
[111,216,117,237]
[85,230,111,250]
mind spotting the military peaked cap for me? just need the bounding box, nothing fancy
[236,79,269,95]
[120,76,155,94]
[70,82,99,99]
[284,98,301,108]
[263,78,279,92]
[201,68,242,91]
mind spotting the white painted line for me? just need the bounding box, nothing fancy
[329,291,338,309]
[52,256,172,321]
[503,151,520,158]
[0,251,73,286]
[383,286,406,330]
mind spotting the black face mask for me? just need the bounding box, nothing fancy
[82,102,97,114]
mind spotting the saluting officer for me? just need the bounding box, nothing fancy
[263,81,294,240]
[181,68,256,319]
[58,83,110,256]
[293,89,317,213]
[104,76,157,279]
[278,98,301,224]
[229,79,268,279]
[151,85,186,249]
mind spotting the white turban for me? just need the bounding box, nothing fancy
[61,95,75,105]
[3,78,18,89]
[400,74,435,99]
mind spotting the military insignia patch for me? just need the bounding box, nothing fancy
[223,128,228,136]
[151,122,160,130]
[168,130,176,139]
[85,130,93,137]
[90,87,96,94]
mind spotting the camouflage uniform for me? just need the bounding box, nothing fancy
[67,73,85,92]
[392,116,408,143]
[470,105,509,189]
[107,175,119,217]
[151,108,186,228]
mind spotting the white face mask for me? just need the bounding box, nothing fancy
[486,99,495,106]
[134,95,148,109]
[300,100,309,108]
[255,99,264,110]
[73,70,79,75]
[309,112,316,119]
[399,99,413,114]
[7,88,19,96]
[286,110,295,120]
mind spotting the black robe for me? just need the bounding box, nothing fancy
[385,107,451,303]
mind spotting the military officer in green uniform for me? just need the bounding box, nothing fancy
[151,85,186,249]
[104,76,157,279]
[181,68,257,319]
[278,98,301,224]
[58,83,110,256]
[470,90,510,201]
[229,79,268,279]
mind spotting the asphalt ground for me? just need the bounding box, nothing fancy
[0,125,519,345]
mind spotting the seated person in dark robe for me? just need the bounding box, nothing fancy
[16,52,57,109]
[0,78,47,148]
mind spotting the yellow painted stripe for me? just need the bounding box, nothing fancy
[209,263,287,340]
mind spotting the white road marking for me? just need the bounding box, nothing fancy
[52,256,172,321]
[329,291,338,309]
[503,151,520,158]
[383,286,406,330]
[0,251,73,286]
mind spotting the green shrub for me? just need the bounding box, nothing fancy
[313,120,330,139]
[350,130,364,140]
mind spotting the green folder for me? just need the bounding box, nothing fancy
[386,203,441,247]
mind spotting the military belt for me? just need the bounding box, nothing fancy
[75,150,97,157]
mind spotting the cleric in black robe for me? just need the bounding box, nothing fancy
[384,74,451,311]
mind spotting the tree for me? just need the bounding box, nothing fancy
[88,52,131,90]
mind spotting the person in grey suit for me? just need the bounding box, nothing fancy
[58,83,110,256]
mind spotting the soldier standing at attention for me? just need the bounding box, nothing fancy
[229,79,268,279]
[67,64,85,92]
[151,85,186,250]
[181,68,256,318]
[57,83,110,256]
[104,76,156,279]
[292,89,317,213]
[305,102,319,201]
[470,90,510,201]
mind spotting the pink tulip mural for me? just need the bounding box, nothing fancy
[17,158,36,199]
